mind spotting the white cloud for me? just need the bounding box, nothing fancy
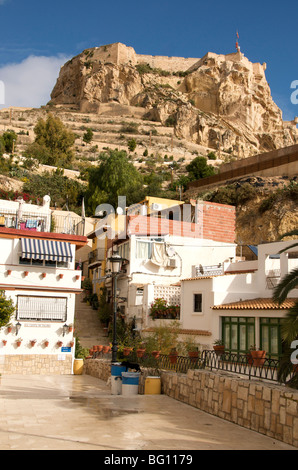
[0,54,69,109]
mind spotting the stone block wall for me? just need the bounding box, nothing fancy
[83,358,298,447]
[0,354,73,375]
[162,369,298,448]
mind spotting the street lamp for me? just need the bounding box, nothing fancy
[108,249,125,363]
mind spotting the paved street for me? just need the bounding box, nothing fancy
[0,374,296,451]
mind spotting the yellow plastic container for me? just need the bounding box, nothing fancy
[144,376,161,395]
[73,358,84,375]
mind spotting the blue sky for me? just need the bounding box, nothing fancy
[0,0,297,120]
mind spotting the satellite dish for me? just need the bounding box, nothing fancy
[167,246,176,257]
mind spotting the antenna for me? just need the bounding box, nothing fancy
[236,30,240,52]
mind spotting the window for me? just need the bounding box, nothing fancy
[260,317,285,359]
[17,296,68,322]
[135,238,164,259]
[222,317,255,354]
[194,294,202,313]
[19,257,69,268]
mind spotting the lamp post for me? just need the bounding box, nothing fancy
[108,249,125,363]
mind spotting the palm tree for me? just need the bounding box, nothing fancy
[273,230,298,387]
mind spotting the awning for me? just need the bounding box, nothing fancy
[21,238,73,262]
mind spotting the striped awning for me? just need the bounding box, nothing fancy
[21,238,73,263]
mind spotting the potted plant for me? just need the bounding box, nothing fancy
[2,339,7,346]
[169,347,178,364]
[57,340,63,348]
[30,339,37,347]
[7,323,12,333]
[103,345,111,354]
[24,271,29,277]
[41,273,46,278]
[249,345,266,366]
[69,340,75,348]
[68,324,74,333]
[16,338,22,347]
[136,343,146,358]
[213,339,225,356]
[59,274,64,279]
[184,339,200,362]
[44,339,49,348]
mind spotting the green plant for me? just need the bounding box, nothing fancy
[214,339,224,346]
[82,278,92,292]
[144,321,181,355]
[75,335,89,359]
[0,291,15,329]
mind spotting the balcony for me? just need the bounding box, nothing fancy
[88,248,106,266]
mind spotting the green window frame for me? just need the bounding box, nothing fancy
[222,316,255,354]
[260,317,285,359]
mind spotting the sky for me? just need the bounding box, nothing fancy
[0,0,297,120]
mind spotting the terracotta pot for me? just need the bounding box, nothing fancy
[42,273,46,278]
[152,350,160,359]
[251,350,266,367]
[44,341,49,348]
[30,340,37,347]
[69,341,74,347]
[57,341,63,347]
[7,270,11,275]
[7,326,12,333]
[24,271,29,277]
[2,340,7,346]
[188,351,199,362]
[103,346,111,354]
[169,351,178,364]
[136,348,146,358]
[16,341,22,347]
[123,347,133,357]
[213,345,225,356]
[59,274,64,279]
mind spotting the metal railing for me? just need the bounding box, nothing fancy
[91,349,296,385]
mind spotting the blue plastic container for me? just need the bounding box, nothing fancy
[111,363,128,395]
[121,372,140,395]
[111,363,127,377]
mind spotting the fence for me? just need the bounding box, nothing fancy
[92,349,295,385]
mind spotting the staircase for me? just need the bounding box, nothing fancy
[74,294,109,349]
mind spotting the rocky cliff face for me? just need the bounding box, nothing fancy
[51,44,298,158]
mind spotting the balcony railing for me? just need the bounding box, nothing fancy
[88,248,106,265]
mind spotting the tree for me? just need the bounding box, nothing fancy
[25,113,75,167]
[273,230,298,388]
[0,130,17,153]
[0,291,15,329]
[85,149,144,214]
[186,156,216,181]
[127,138,137,152]
[83,128,94,145]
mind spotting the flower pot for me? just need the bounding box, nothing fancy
[2,340,7,346]
[44,341,49,348]
[57,341,63,348]
[7,270,11,276]
[123,347,133,357]
[30,340,37,347]
[213,345,225,356]
[188,351,199,363]
[75,275,80,281]
[169,352,178,364]
[7,326,12,333]
[59,274,64,279]
[24,271,29,277]
[152,350,160,359]
[136,348,146,358]
[41,273,46,278]
[103,345,111,354]
[16,341,22,347]
[251,350,266,367]
[69,341,74,348]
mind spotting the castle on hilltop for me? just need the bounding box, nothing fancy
[82,42,267,77]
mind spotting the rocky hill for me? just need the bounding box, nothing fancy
[50,42,298,158]
[0,43,297,248]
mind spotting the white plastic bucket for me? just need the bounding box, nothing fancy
[121,372,140,396]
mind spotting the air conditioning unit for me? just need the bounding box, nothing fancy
[151,203,163,211]
[168,258,177,268]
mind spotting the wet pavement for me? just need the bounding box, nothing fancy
[0,374,296,451]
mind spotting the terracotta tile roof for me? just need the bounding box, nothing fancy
[143,327,211,336]
[212,298,297,310]
[182,271,257,282]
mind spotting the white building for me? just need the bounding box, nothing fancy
[0,225,87,375]
[91,199,237,331]
[180,240,298,357]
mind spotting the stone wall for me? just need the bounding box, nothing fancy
[162,369,298,448]
[0,354,73,375]
[83,358,298,447]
